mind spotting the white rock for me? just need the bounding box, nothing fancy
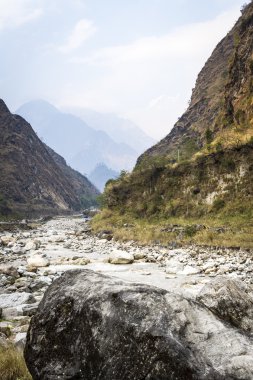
[165,258,184,274]
[1,235,15,246]
[27,255,49,268]
[134,252,146,260]
[109,250,134,264]
[25,240,39,251]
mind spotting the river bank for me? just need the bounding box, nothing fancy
[0,215,253,350]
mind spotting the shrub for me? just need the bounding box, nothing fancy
[212,198,225,211]
[205,128,213,145]
[184,225,198,237]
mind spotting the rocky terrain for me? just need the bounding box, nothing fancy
[0,99,98,217]
[0,215,253,378]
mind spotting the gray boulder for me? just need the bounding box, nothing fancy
[25,269,253,380]
[0,292,36,309]
[197,277,253,334]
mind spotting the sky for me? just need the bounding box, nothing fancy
[0,0,249,140]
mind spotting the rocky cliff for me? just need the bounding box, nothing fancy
[138,1,253,165]
[0,99,99,217]
[102,2,253,224]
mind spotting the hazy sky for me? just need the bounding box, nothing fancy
[0,0,248,139]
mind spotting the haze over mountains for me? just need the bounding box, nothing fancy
[16,101,155,190]
[63,107,155,155]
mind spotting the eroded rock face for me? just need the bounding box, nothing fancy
[25,269,253,380]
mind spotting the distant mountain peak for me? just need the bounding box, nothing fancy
[17,99,59,116]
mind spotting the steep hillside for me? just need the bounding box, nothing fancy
[44,145,99,207]
[0,99,98,217]
[16,100,138,174]
[138,1,253,166]
[95,2,253,247]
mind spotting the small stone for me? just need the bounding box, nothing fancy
[108,250,134,264]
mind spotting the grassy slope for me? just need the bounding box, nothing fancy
[92,143,253,248]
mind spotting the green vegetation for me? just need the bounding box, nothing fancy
[205,128,213,145]
[92,141,253,249]
[0,344,32,380]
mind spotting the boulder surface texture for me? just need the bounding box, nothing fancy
[25,269,253,380]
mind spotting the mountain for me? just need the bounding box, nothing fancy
[0,99,99,217]
[88,163,119,192]
[16,100,138,174]
[138,2,253,166]
[63,107,156,154]
[101,2,253,228]
[44,145,99,207]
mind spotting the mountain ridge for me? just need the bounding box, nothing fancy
[16,100,138,174]
[0,99,99,217]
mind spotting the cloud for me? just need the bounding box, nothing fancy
[58,19,97,54]
[71,7,239,67]
[63,5,241,139]
[0,0,43,31]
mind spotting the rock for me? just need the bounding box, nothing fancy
[0,265,19,279]
[0,235,15,246]
[25,269,253,380]
[72,258,90,265]
[133,251,146,260]
[197,277,253,334]
[27,255,49,268]
[53,236,65,243]
[15,332,27,350]
[25,240,40,251]
[108,250,134,264]
[204,267,217,275]
[0,292,36,309]
[22,304,38,317]
[165,258,184,274]
[0,321,12,337]
[29,276,52,292]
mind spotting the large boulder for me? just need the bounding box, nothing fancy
[25,269,253,380]
[197,277,253,334]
